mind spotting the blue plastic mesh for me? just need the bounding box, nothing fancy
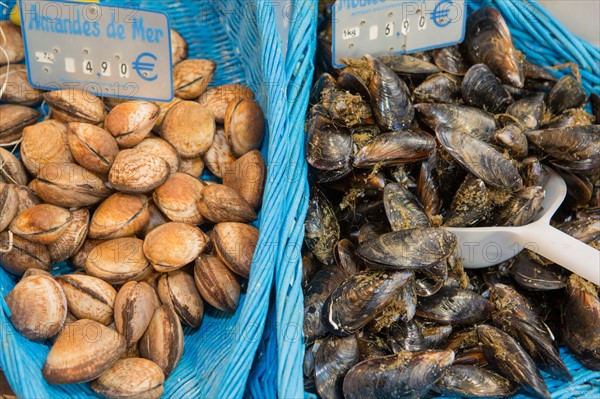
[0,0,316,398]
[269,1,600,399]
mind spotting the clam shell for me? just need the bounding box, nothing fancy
[13,184,42,214]
[143,222,208,272]
[43,89,105,124]
[0,64,43,105]
[198,184,257,223]
[153,97,183,133]
[158,270,204,328]
[9,204,72,244]
[194,254,240,312]
[0,183,18,232]
[21,267,53,279]
[71,239,104,269]
[179,156,205,177]
[0,231,51,275]
[173,59,216,99]
[85,237,151,284]
[0,104,40,145]
[105,101,160,148]
[134,137,181,175]
[48,207,90,261]
[89,193,150,239]
[197,84,254,123]
[224,98,265,157]
[43,319,127,384]
[108,149,170,193]
[139,204,168,238]
[213,222,258,278]
[5,275,67,341]
[139,305,184,377]
[153,172,205,224]
[90,358,165,399]
[161,101,215,158]
[170,28,188,65]
[31,162,112,207]
[0,21,24,65]
[0,147,28,185]
[114,281,160,348]
[203,127,237,178]
[20,120,74,176]
[67,122,119,175]
[222,150,265,209]
[56,274,117,325]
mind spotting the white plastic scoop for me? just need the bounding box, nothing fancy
[447,169,600,285]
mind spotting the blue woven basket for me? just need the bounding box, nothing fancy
[0,1,315,398]
[270,1,600,398]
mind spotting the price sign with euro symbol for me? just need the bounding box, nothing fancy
[332,0,466,67]
[19,0,173,101]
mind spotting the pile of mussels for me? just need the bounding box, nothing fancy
[303,6,600,399]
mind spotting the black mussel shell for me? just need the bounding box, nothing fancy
[356,328,392,362]
[310,73,337,106]
[378,54,441,75]
[417,155,442,219]
[487,186,544,227]
[559,218,600,244]
[433,365,517,398]
[510,251,567,291]
[591,93,600,123]
[371,279,418,331]
[462,64,513,113]
[383,183,430,232]
[414,73,462,104]
[305,109,353,171]
[358,228,457,269]
[337,69,371,102]
[342,350,455,399]
[352,130,436,168]
[504,93,545,130]
[546,75,587,115]
[304,264,348,344]
[543,108,595,129]
[491,284,572,381]
[302,251,323,289]
[463,7,524,88]
[305,189,340,265]
[334,239,360,275]
[478,325,551,399]
[314,335,359,399]
[387,320,426,353]
[494,124,528,159]
[557,169,593,209]
[366,54,414,131]
[561,275,600,371]
[357,222,389,246]
[436,126,523,189]
[322,270,412,336]
[433,45,468,76]
[316,165,353,184]
[417,286,493,326]
[320,87,373,127]
[421,324,453,349]
[444,175,490,227]
[524,60,557,82]
[415,103,497,143]
[521,157,549,187]
[415,260,448,298]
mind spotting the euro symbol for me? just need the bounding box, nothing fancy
[431,0,453,27]
[132,52,158,81]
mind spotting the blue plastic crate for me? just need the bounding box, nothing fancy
[0,0,315,398]
[269,0,600,398]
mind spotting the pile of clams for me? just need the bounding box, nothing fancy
[304,6,599,399]
[1,23,266,399]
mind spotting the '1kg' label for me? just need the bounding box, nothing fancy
[19,0,173,101]
[332,0,466,67]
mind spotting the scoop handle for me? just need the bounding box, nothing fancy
[518,224,600,285]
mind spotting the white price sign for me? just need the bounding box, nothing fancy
[332,0,466,67]
[19,0,173,101]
